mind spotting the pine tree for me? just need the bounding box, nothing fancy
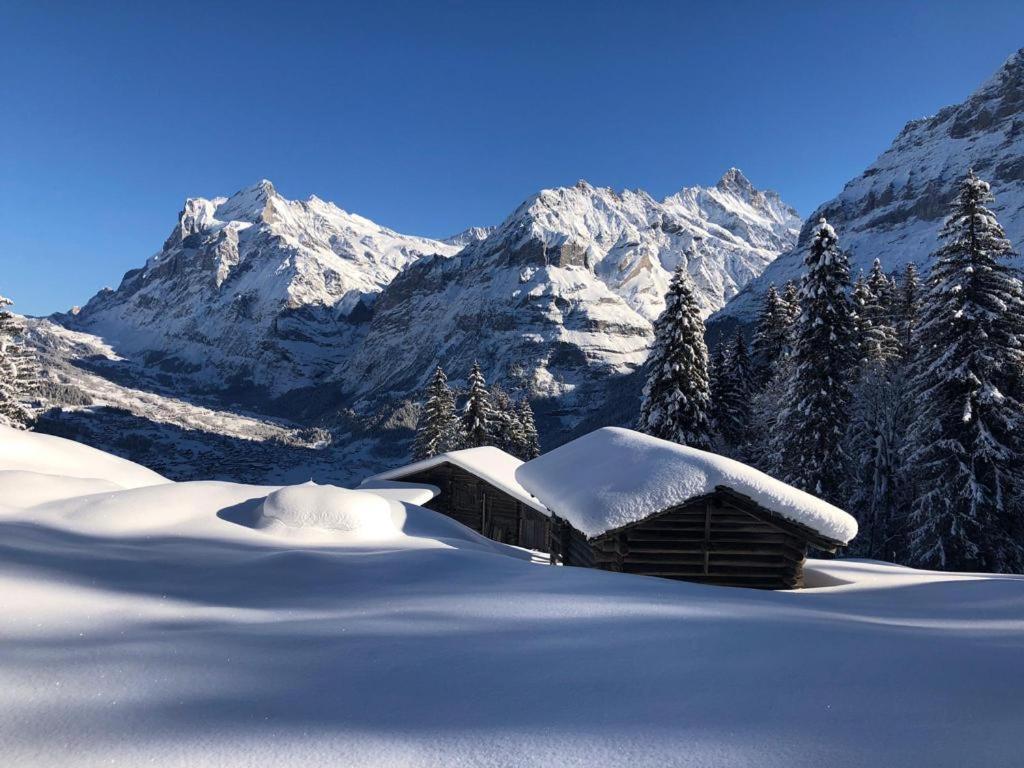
[637,255,715,450]
[460,361,496,449]
[412,365,457,460]
[904,171,1024,572]
[780,219,857,502]
[0,296,36,430]
[715,330,754,458]
[751,284,793,385]
[515,398,541,459]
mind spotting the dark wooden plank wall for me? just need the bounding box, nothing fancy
[588,496,807,589]
[393,463,551,553]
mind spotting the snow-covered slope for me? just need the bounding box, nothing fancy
[715,48,1024,325]
[2,431,1023,767]
[342,170,798,408]
[63,181,462,392]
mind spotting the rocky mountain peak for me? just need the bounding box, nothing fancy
[713,47,1024,326]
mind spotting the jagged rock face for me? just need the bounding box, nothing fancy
[715,48,1024,325]
[65,181,461,392]
[342,171,799,425]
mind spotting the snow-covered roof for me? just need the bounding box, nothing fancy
[515,427,857,543]
[356,479,441,506]
[365,447,550,515]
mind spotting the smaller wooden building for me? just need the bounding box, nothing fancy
[364,447,552,552]
[516,428,858,590]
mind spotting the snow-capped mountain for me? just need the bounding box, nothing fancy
[714,47,1024,325]
[63,180,462,392]
[61,171,795,411]
[341,170,799,418]
[442,226,496,247]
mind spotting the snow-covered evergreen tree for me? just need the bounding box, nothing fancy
[490,386,523,455]
[904,171,1024,572]
[780,280,801,326]
[515,398,541,459]
[844,364,908,560]
[779,219,857,503]
[863,259,901,365]
[637,255,715,450]
[412,365,457,460]
[0,296,36,430]
[896,262,922,356]
[715,330,754,458]
[751,284,793,385]
[459,361,496,449]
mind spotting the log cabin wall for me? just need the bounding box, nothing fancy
[586,492,811,589]
[393,463,551,553]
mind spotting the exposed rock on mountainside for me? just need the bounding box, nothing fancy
[342,171,799,418]
[715,48,1024,326]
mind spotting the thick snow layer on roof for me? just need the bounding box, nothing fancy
[0,424,168,489]
[516,427,857,543]
[357,478,440,506]
[366,446,549,515]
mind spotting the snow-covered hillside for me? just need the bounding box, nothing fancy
[2,428,1023,767]
[715,47,1024,325]
[343,170,798,406]
[62,180,463,392]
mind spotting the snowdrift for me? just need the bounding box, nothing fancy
[1,428,1022,768]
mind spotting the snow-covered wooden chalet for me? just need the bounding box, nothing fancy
[364,447,552,552]
[515,428,858,589]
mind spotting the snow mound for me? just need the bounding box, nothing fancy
[258,482,398,537]
[0,470,122,510]
[516,427,858,543]
[0,425,168,489]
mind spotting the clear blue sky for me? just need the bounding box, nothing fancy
[2,0,1022,315]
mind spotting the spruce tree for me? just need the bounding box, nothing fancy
[715,330,754,458]
[904,171,1024,572]
[637,256,715,450]
[863,259,901,365]
[896,262,922,356]
[490,386,523,455]
[780,219,857,502]
[0,296,36,430]
[412,365,457,460]
[515,398,541,459]
[751,284,792,385]
[460,361,496,449]
[780,280,801,326]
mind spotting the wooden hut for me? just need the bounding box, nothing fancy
[516,428,858,590]
[363,447,552,552]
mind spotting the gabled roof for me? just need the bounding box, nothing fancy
[515,427,858,543]
[363,447,550,515]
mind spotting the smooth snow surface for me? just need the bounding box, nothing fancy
[2,430,1022,768]
[259,482,397,537]
[367,446,549,514]
[517,427,857,542]
[0,424,168,489]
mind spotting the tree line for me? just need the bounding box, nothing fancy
[639,171,1024,573]
[413,361,541,462]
